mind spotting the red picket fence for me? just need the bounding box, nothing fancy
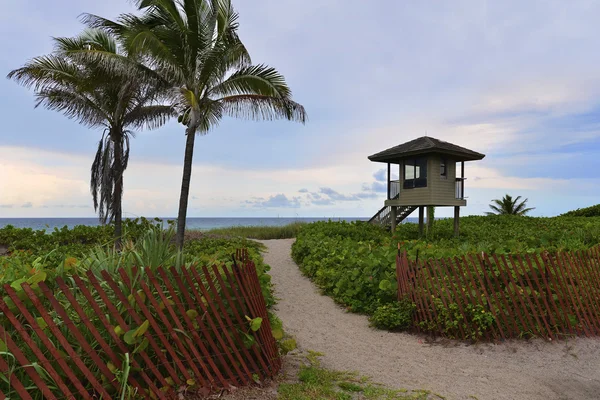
[0,250,280,399]
[397,246,600,340]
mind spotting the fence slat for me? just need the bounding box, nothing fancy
[180,266,246,386]
[0,254,281,398]
[73,274,165,395]
[4,285,91,398]
[398,247,600,340]
[188,266,250,385]
[214,265,270,376]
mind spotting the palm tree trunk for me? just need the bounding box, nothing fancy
[176,127,197,249]
[112,132,123,250]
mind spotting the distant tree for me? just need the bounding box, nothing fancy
[84,0,307,248]
[486,194,535,216]
[8,30,173,248]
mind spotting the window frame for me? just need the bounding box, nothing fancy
[403,157,428,189]
[440,158,447,179]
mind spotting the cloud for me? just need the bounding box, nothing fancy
[298,188,309,193]
[362,182,387,193]
[21,202,33,208]
[0,205,13,208]
[319,187,359,201]
[246,194,301,208]
[373,169,387,182]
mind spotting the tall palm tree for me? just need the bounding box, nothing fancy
[84,0,307,248]
[487,194,535,216]
[8,29,174,248]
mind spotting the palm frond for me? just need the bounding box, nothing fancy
[124,105,175,130]
[35,88,109,128]
[220,94,306,123]
[210,64,292,98]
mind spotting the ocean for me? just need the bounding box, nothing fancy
[0,217,375,231]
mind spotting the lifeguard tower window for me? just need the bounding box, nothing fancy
[440,159,447,179]
[404,157,427,189]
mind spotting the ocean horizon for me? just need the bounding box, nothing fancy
[0,217,385,231]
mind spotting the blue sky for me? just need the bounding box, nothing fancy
[1,0,600,218]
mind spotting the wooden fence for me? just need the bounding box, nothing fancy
[0,249,280,399]
[397,247,600,340]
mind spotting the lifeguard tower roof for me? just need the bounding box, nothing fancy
[368,136,485,163]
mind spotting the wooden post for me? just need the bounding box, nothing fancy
[418,206,424,237]
[461,161,465,199]
[390,206,397,233]
[387,163,391,200]
[454,206,460,237]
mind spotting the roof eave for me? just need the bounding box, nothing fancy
[368,150,485,163]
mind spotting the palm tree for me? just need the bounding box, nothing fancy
[8,29,174,248]
[83,0,307,248]
[487,194,535,216]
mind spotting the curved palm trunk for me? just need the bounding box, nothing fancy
[112,132,123,250]
[176,127,197,249]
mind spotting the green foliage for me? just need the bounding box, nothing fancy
[370,299,416,331]
[0,219,277,398]
[419,299,495,340]
[292,217,600,337]
[561,204,600,217]
[205,222,306,239]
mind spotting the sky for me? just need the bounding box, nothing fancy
[1,0,600,218]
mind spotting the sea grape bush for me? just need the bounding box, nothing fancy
[292,216,600,335]
[0,220,278,398]
[370,299,416,330]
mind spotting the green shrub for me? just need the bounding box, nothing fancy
[206,222,306,239]
[0,220,279,398]
[561,204,600,217]
[370,299,416,330]
[292,217,600,336]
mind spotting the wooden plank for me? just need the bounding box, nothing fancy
[72,274,164,394]
[19,283,111,398]
[567,252,600,334]
[540,254,578,335]
[509,255,545,337]
[188,266,250,385]
[122,269,201,384]
[37,281,120,392]
[235,260,281,373]
[553,253,589,335]
[0,329,35,400]
[461,255,498,339]
[97,270,182,386]
[218,265,272,375]
[3,285,91,398]
[209,265,266,376]
[444,257,478,337]
[179,266,246,386]
[477,253,510,339]
[170,267,240,387]
[491,255,528,336]
[146,268,215,388]
[468,254,505,339]
[426,258,456,336]
[523,254,557,339]
[0,303,59,400]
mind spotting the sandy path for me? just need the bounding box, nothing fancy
[259,239,600,400]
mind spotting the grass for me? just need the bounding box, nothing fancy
[277,351,444,400]
[204,222,306,239]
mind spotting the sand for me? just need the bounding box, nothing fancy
[259,238,600,400]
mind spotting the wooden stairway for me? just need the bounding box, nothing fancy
[368,205,417,228]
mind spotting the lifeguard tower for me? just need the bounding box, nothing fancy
[368,136,485,236]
